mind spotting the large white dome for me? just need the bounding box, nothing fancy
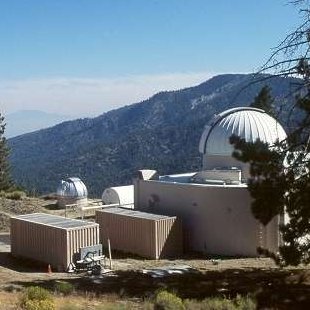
[199,107,287,156]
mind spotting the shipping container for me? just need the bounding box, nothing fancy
[96,208,182,259]
[11,213,99,271]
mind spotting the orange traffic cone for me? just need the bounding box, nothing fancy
[47,264,52,274]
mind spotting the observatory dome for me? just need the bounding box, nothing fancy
[199,107,287,156]
[56,177,88,198]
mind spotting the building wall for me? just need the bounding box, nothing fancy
[96,209,182,259]
[134,179,280,257]
[202,154,250,181]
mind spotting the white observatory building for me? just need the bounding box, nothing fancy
[134,107,287,256]
[57,177,88,208]
[199,107,287,180]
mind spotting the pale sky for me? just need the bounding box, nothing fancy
[0,72,216,117]
[0,0,301,117]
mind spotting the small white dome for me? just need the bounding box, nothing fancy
[56,177,88,198]
[199,107,287,156]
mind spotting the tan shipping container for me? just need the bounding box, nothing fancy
[11,213,99,271]
[96,208,182,259]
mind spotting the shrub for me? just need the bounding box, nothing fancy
[23,286,51,301]
[20,286,55,310]
[154,291,185,310]
[5,190,26,200]
[234,294,256,310]
[54,281,75,295]
[23,299,55,310]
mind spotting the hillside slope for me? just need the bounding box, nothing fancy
[8,74,300,196]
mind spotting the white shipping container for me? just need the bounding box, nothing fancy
[96,208,182,259]
[11,213,99,271]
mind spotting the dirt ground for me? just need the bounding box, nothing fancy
[0,230,309,309]
[0,197,309,309]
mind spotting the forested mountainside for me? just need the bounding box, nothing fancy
[8,74,300,197]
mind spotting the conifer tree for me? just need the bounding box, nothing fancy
[250,86,275,116]
[231,1,310,266]
[0,112,12,191]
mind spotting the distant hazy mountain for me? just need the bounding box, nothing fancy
[5,110,71,138]
[8,74,301,197]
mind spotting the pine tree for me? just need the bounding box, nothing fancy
[0,112,12,191]
[230,1,310,266]
[250,86,275,116]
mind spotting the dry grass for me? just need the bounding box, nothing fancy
[0,265,309,309]
[0,291,20,309]
[0,291,143,310]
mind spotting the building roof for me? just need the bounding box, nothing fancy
[98,207,176,220]
[11,213,97,229]
[199,107,287,156]
[56,177,88,198]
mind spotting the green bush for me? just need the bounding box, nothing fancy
[154,291,185,310]
[23,286,51,301]
[54,281,75,295]
[234,295,256,310]
[20,286,55,310]
[23,299,55,310]
[5,190,26,200]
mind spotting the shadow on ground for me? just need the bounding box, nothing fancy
[42,203,60,211]
[11,267,310,309]
[0,252,48,273]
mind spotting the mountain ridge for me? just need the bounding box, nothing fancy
[8,73,300,196]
